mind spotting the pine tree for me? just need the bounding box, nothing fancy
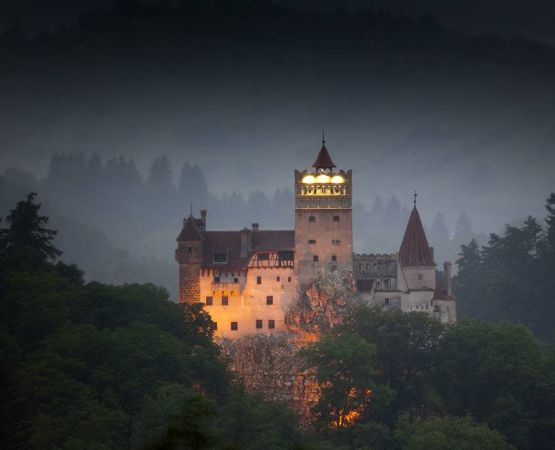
[0,193,61,272]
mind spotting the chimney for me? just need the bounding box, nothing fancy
[200,209,207,231]
[444,261,452,296]
[240,227,252,257]
[252,223,259,232]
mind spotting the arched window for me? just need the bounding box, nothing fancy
[333,215,340,222]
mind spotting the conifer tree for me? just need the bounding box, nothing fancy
[0,192,61,271]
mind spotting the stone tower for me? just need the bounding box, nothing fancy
[294,138,353,287]
[175,213,205,303]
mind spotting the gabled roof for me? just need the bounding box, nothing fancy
[252,230,295,251]
[177,215,204,241]
[398,207,435,266]
[201,229,295,270]
[312,144,336,169]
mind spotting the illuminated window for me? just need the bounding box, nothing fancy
[308,239,316,244]
[313,255,319,263]
[205,296,213,305]
[331,255,337,262]
[222,296,228,306]
[309,216,316,222]
[256,319,263,329]
[257,276,262,285]
[266,296,273,305]
[231,322,238,331]
[332,239,341,245]
[268,320,275,329]
[333,215,340,222]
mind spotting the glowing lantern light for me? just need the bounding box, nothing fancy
[331,175,344,184]
[302,175,316,184]
[316,174,330,183]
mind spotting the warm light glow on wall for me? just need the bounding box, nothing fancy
[316,174,331,183]
[302,175,316,184]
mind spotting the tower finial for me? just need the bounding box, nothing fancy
[322,129,325,145]
[413,190,418,208]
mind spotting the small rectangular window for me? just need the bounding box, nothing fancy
[276,276,280,282]
[222,296,228,306]
[266,296,273,305]
[331,255,337,262]
[332,239,341,245]
[231,321,238,331]
[288,277,292,282]
[308,239,316,244]
[213,322,217,330]
[333,215,340,222]
[257,276,262,285]
[385,298,390,306]
[418,274,423,281]
[214,276,220,283]
[258,253,270,260]
[213,252,228,263]
[205,296,213,305]
[268,320,275,329]
[256,319,263,329]
[188,246,193,253]
[233,277,239,283]
[309,216,316,223]
[313,255,319,263]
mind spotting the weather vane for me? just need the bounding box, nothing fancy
[322,129,325,145]
[413,190,418,207]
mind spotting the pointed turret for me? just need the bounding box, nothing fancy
[177,215,204,242]
[312,132,336,170]
[398,207,435,266]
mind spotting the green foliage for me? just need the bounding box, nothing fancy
[395,415,515,450]
[0,192,61,272]
[453,193,555,337]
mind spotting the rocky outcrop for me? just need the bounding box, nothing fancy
[220,269,358,423]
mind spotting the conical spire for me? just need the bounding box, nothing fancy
[177,214,204,241]
[312,133,336,170]
[398,206,435,266]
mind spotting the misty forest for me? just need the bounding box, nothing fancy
[1,1,555,450]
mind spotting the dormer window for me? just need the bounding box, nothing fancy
[213,252,228,264]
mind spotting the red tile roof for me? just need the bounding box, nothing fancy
[176,215,204,241]
[398,207,435,267]
[312,145,336,169]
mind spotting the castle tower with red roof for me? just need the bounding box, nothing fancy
[294,136,353,286]
[176,136,456,338]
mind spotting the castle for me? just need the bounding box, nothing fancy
[176,140,456,338]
